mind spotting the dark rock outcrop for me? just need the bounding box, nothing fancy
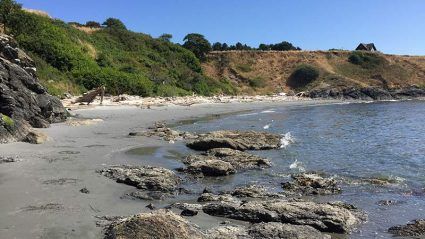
[206,225,249,239]
[99,165,181,198]
[0,34,66,143]
[181,208,198,216]
[307,86,425,100]
[104,210,204,239]
[248,223,331,239]
[198,185,282,202]
[124,190,170,201]
[202,199,366,234]
[198,193,242,204]
[388,219,425,237]
[130,121,198,141]
[231,185,282,199]
[184,158,236,176]
[181,148,271,177]
[281,173,341,196]
[187,130,282,151]
[0,156,16,164]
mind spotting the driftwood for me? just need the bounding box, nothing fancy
[73,86,105,105]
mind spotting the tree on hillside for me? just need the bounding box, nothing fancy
[235,42,243,50]
[158,33,173,42]
[0,0,22,33]
[271,41,298,51]
[258,43,269,51]
[85,21,101,28]
[182,33,211,61]
[68,22,83,27]
[212,42,223,51]
[103,18,126,30]
[221,43,229,51]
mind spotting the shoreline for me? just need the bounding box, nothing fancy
[0,99,345,239]
[0,98,421,238]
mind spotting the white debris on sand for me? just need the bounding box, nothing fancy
[62,94,310,109]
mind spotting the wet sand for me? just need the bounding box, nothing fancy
[0,100,342,239]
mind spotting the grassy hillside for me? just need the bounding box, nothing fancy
[8,10,234,97]
[6,8,425,97]
[203,50,425,94]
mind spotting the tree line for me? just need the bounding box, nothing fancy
[213,41,301,52]
[179,33,301,61]
[68,18,126,30]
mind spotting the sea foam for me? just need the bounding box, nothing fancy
[261,109,276,114]
[280,132,294,148]
[289,159,305,172]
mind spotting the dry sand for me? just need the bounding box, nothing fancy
[0,99,343,239]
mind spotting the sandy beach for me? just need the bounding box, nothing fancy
[0,98,343,239]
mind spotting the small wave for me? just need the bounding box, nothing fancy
[261,109,276,114]
[263,124,270,129]
[332,102,352,105]
[289,159,305,172]
[280,132,294,148]
[238,112,259,117]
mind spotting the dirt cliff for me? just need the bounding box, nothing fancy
[203,50,425,99]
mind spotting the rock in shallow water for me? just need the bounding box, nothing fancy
[248,222,331,239]
[281,173,341,196]
[202,199,366,234]
[230,185,282,198]
[130,121,198,142]
[198,185,282,201]
[198,193,242,204]
[98,165,181,193]
[104,210,204,239]
[185,159,235,176]
[206,223,330,239]
[181,208,198,217]
[182,148,271,177]
[186,130,282,151]
[388,219,425,237]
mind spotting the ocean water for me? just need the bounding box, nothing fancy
[128,100,425,238]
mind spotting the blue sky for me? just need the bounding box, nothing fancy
[17,0,425,55]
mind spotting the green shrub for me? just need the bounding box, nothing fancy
[1,114,14,128]
[5,9,225,96]
[248,77,266,88]
[236,63,252,72]
[287,64,320,90]
[155,84,190,97]
[348,51,385,69]
[207,77,238,95]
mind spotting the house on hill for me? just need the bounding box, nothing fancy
[356,43,377,52]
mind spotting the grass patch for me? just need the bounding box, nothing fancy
[248,77,266,88]
[348,51,386,69]
[287,64,320,90]
[155,84,190,97]
[1,114,14,128]
[236,63,252,72]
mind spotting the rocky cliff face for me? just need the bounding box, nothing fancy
[0,34,66,143]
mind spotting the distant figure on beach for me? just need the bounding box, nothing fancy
[72,86,105,105]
